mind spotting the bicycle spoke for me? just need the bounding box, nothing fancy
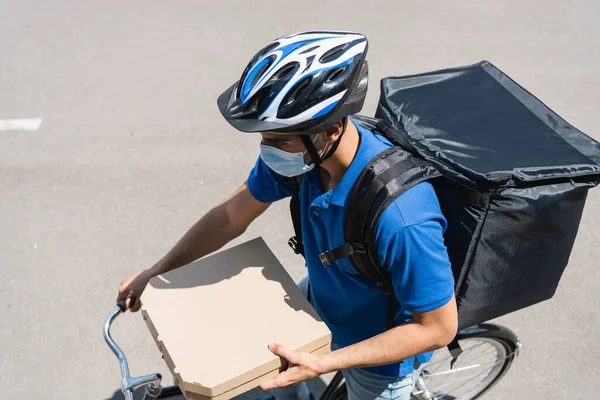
[424,367,491,393]
[426,341,490,372]
[458,343,498,364]
[426,355,508,382]
[421,348,517,398]
[424,363,481,377]
[430,357,505,396]
[428,350,515,397]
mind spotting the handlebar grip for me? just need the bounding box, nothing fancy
[117,296,137,312]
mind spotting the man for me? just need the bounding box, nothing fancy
[117,31,457,400]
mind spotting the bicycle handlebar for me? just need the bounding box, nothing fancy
[104,303,163,400]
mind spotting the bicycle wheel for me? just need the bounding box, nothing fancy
[412,324,520,400]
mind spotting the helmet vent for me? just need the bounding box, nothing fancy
[319,44,346,63]
[299,45,320,55]
[247,96,261,113]
[326,66,347,83]
[283,76,312,107]
[275,63,299,81]
[254,42,279,62]
[248,58,274,90]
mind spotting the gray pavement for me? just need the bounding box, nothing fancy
[1,1,599,399]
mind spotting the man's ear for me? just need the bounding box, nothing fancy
[324,119,344,141]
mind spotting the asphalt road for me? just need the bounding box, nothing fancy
[1,1,599,399]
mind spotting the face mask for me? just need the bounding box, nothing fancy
[260,135,329,177]
[260,144,315,177]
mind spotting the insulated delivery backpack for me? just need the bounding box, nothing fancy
[288,61,600,331]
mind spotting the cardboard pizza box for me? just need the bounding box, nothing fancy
[141,237,332,400]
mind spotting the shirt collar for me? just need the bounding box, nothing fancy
[327,117,388,207]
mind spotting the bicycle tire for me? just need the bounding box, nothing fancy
[320,324,520,400]
[328,382,348,400]
[319,371,345,400]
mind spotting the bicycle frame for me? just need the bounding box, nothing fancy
[104,304,164,400]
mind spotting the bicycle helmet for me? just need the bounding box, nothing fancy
[218,31,369,135]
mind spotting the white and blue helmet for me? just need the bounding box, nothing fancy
[218,31,369,134]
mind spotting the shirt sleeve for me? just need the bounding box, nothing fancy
[380,220,455,313]
[247,156,295,203]
[374,182,455,313]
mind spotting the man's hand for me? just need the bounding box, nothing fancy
[116,270,152,312]
[260,343,328,390]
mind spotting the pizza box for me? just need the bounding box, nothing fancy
[141,237,332,400]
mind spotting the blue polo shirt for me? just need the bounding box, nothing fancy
[247,118,454,377]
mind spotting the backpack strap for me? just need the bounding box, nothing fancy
[319,146,440,329]
[286,143,441,330]
[447,337,463,369]
[287,176,305,258]
[319,147,437,280]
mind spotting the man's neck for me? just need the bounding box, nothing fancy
[318,121,360,192]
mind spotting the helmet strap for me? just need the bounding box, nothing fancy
[301,134,323,167]
[321,117,347,162]
[301,117,348,167]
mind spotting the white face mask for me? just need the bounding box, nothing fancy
[260,135,328,177]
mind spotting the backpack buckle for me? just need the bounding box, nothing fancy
[320,243,362,267]
[351,243,366,254]
[319,251,333,267]
[288,236,300,254]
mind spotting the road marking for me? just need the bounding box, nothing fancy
[0,118,43,131]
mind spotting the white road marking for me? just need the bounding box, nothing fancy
[0,118,43,131]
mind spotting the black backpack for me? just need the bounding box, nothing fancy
[288,61,600,335]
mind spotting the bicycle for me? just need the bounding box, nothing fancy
[105,302,521,400]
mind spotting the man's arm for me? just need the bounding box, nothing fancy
[321,214,459,370]
[261,201,458,389]
[261,297,458,390]
[320,295,457,371]
[117,181,270,311]
[260,297,457,390]
[149,181,270,276]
